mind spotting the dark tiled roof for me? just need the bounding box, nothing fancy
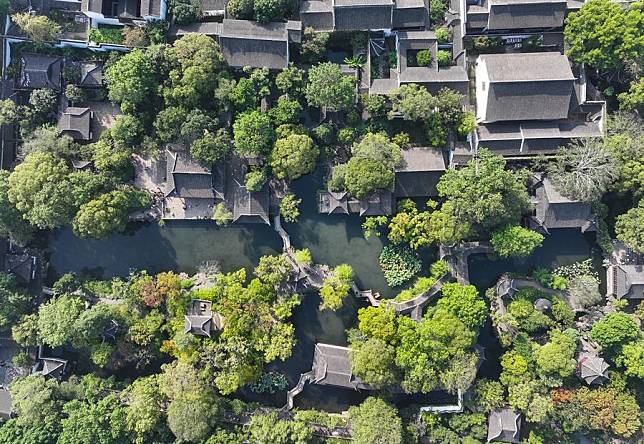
[19,54,62,90]
[488,408,521,443]
[79,62,103,87]
[395,147,446,198]
[228,157,270,224]
[334,2,393,30]
[4,253,36,284]
[165,149,215,199]
[613,265,644,300]
[81,0,103,14]
[219,19,298,69]
[478,53,575,123]
[487,0,566,30]
[312,343,372,390]
[58,107,92,141]
[531,178,595,231]
[141,0,162,16]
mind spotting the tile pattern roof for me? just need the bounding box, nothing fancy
[612,265,644,300]
[58,107,92,141]
[312,343,372,390]
[577,353,609,385]
[19,54,62,90]
[487,408,522,443]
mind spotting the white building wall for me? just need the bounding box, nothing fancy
[475,57,490,122]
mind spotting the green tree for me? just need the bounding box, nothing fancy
[348,397,402,444]
[58,395,126,444]
[248,411,312,444]
[167,393,218,443]
[618,78,644,112]
[233,110,275,156]
[190,129,231,165]
[268,97,302,126]
[590,312,641,353]
[28,88,58,123]
[388,84,437,121]
[8,152,74,229]
[181,110,218,145]
[387,201,433,249]
[564,0,642,71]
[37,294,85,347]
[547,138,617,202]
[254,0,287,22]
[0,273,31,330]
[319,264,353,310]
[9,375,61,427]
[605,112,643,199]
[349,338,398,388]
[344,158,395,198]
[226,0,253,19]
[615,201,644,253]
[300,27,329,64]
[305,62,356,112]
[154,107,187,143]
[437,149,530,232]
[110,114,144,148]
[436,282,487,329]
[245,169,266,192]
[279,192,301,223]
[19,125,77,161]
[567,274,602,308]
[72,189,149,239]
[473,379,504,413]
[91,140,134,182]
[213,203,233,226]
[352,132,402,168]
[270,134,319,180]
[0,170,35,245]
[490,225,544,258]
[105,49,158,113]
[0,98,22,125]
[615,341,644,378]
[65,85,85,105]
[358,305,397,343]
[535,329,577,379]
[275,64,305,97]
[12,313,40,347]
[12,13,61,43]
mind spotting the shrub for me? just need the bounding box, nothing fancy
[213,203,232,226]
[416,49,432,67]
[89,26,124,44]
[293,248,312,265]
[245,170,266,192]
[490,225,544,258]
[249,372,289,393]
[280,193,301,223]
[436,50,452,67]
[435,27,450,43]
[379,245,421,287]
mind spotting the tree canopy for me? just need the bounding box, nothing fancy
[305,62,356,112]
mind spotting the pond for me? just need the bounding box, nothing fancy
[467,228,602,380]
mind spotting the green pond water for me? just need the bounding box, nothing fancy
[48,167,600,411]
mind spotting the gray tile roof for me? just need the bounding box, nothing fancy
[19,54,62,90]
[80,62,103,87]
[41,358,67,378]
[312,343,372,390]
[165,149,215,199]
[334,0,394,30]
[612,265,644,300]
[58,107,92,141]
[487,0,566,30]
[487,408,521,443]
[478,53,575,123]
[184,315,213,337]
[219,19,300,69]
[481,52,574,83]
[318,191,349,214]
[4,253,36,284]
[577,353,609,385]
[530,178,595,232]
[394,148,446,198]
[228,157,270,224]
